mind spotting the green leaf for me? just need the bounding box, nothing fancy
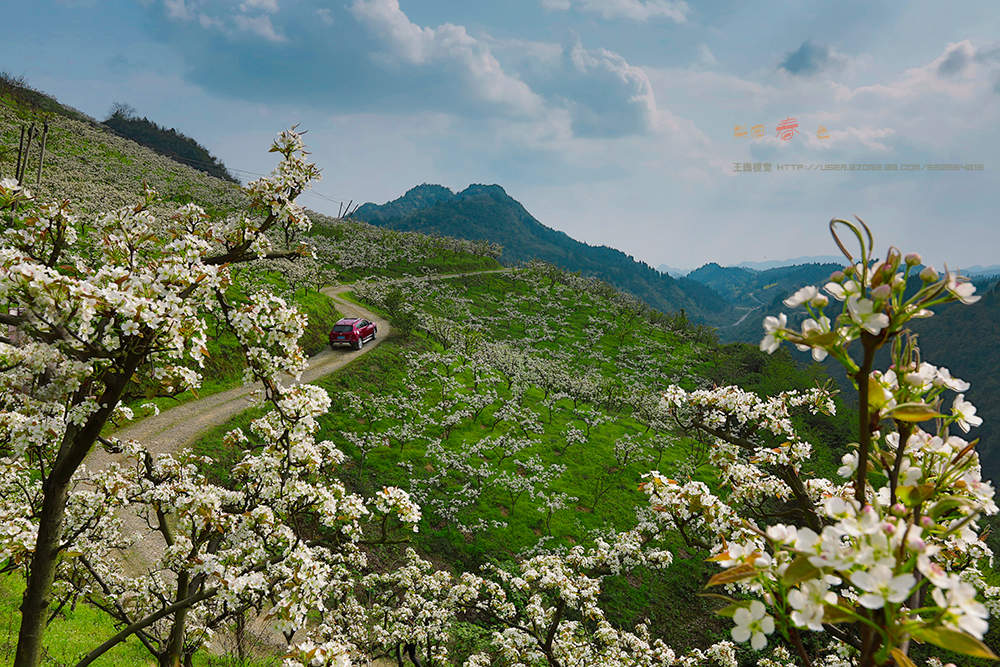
[705,563,757,588]
[888,402,946,422]
[712,602,750,618]
[896,484,936,507]
[781,555,820,588]
[868,377,892,411]
[804,330,840,346]
[927,495,972,520]
[910,626,999,659]
[822,600,855,624]
[890,648,917,667]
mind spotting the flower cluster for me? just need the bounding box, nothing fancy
[691,218,999,664]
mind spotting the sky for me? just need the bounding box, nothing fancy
[4,0,1000,270]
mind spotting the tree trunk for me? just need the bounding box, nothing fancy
[18,123,35,183]
[15,125,25,181]
[15,352,145,667]
[159,572,190,667]
[13,478,70,667]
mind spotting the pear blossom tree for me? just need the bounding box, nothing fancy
[0,128,418,667]
[646,218,997,665]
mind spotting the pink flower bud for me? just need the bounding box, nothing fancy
[882,522,895,535]
[905,252,922,266]
[871,284,892,301]
[829,270,845,282]
[920,516,934,528]
[919,266,938,282]
[891,503,906,516]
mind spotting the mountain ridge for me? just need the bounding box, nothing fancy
[354,183,731,323]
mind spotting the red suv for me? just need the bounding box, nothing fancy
[329,317,377,350]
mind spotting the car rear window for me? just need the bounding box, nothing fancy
[333,324,354,332]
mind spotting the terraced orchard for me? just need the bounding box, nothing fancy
[194,264,861,661]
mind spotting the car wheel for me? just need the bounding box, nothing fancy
[356,338,363,350]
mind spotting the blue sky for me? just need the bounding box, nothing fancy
[5,0,1000,269]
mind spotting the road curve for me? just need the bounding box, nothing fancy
[78,268,508,656]
[86,285,383,472]
[88,268,511,469]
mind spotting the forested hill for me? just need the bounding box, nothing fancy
[687,261,843,304]
[103,105,239,183]
[354,184,730,323]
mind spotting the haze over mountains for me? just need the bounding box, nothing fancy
[657,256,844,276]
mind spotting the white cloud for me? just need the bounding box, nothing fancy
[543,0,689,22]
[485,34,672,137]
[239,0,278,13]
[695,43,717,67]
[233,14,285,42]
[839,41,995,103]
[350,0,544,116]
[163,0,191,21]
[316,8,335,25]
[564,41,658,134]
[159,0,284,41]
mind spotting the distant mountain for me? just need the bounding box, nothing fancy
[692,260,1000,483]
[735,255,845,271]
[958,264,1000,277]
[354,184,731,323]
[656,264,691,278]
[906,279,1000,480]
[686,261,841,323]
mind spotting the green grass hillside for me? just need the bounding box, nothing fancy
[3,78,995,666]
[0,79,500,407]
[0,79,503,666]
[192,266,858,661]
[103,103,239,183]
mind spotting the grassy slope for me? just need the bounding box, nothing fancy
[5,80,993,665]
[308,211,502,282]
[0,81,503,665]
[0,576,151,667]
[192,270,854,661]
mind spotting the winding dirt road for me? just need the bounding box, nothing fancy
[83,269,511,606]
[88,284,384,472]
[77,269,511,659]
[89,269,510,470]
